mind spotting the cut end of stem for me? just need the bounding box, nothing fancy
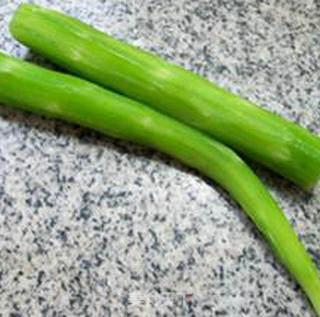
[9,4,41,37]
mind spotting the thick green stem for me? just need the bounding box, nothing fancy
[0,54,319,315]
[9,4,320,190]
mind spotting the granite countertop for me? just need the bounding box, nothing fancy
[0,0,320,316]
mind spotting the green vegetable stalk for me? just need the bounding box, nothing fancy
[0,54,319,315]
[9,4,320,190]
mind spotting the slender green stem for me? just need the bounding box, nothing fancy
[0,54,319,315]
[9,4,320,190]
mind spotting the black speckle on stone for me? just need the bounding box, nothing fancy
[134,177,143,186]
[300,204,311,220]
[79,206,92,221]
[187,256,196,266]
[173,228,184,244]
[275,306,289,316]
[241,307,250,314]
[130,273,141,281]
[37,270,45,287]
[122,294,128,306]
[149,229,159,250]
[121,213,132,221]
[216,64,229,74]
[94,254,104,267]
[57,230,68,242]
[82,191,91,203]
[197,246,205,257]
[38,296,46,305]
[25,198,32,207]
[101,237,108,250]
[215,309,228,316]
[219,265,224,280]
[81,259,91,270]
[96,149,104,160]
[138,232,144,242]
[59,281,67,292]
[176,261,185,271]
[3,196,13,207]
[202,304,212,311]
[145,20,154,30]
[151,262,161,276]
[185,14,192,23]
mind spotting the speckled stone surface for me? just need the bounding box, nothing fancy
[0,0,320,316]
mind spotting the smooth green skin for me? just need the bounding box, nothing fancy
[0,54,319,315]
[9,4,320,190]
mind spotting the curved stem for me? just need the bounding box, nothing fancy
[0,54,319,315]
[9,4,320,189]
